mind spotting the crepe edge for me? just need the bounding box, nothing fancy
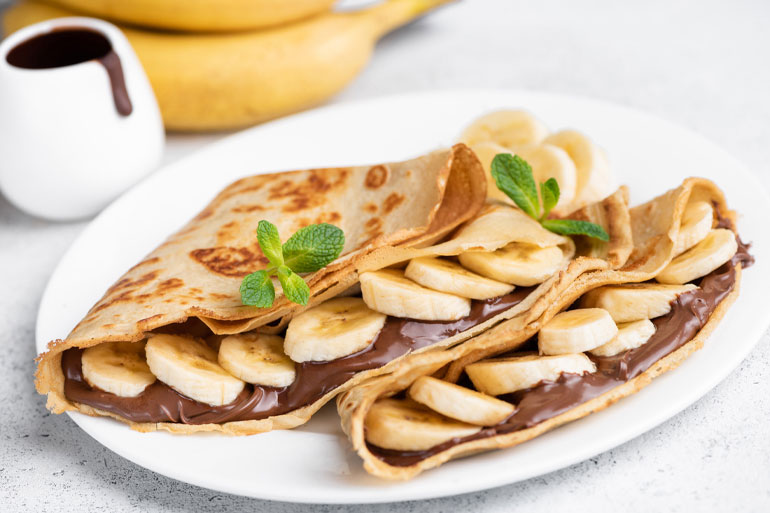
[34,145,485,411]
[335,176,744,479]
[339,265,742,480]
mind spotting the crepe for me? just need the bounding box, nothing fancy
[337,178,751,480]
[35,143,633,435]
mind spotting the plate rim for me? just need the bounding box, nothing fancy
[34,88,770,504]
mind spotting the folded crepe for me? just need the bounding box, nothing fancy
[337,178,754,480]
[35,144,633,435]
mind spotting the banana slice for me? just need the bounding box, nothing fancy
[458,242,565,286]
[466,353,596,396]
[674,201,714,255]
[81,341,155,397]
[145,334,245,406]
[360,269,471,321]
[460,109,549,149]
[580,283,698,323]
[543,130,615,209]
[408,376,515,426]
[590,319,657,357]
[217,333,296,387]
[404,257,514,300]
[538,308,618,355]
[469,141,517,204]
[364,398,481,451]
[657,228,737,285]
[514,144,578,215]
[284,297,386,362]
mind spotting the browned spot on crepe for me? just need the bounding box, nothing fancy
[268,168,350,213]
[383,193,405,214]
[365,165,390,189]
[106,271,159,295]
[93,291,136,312]
[190,246,270,278]
[232,205,265,214]
[315,211,342,224]
[156,278,184,292]
[216,221,241,245]
[365,218,384,241]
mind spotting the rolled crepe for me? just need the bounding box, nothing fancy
[36,144,633,435]
[337,178,752,480]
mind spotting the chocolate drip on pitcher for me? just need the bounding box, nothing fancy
[6,28,133,116]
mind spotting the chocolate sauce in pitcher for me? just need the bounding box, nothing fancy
[6,28,133,116]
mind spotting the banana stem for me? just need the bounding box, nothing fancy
[359,0,455,39]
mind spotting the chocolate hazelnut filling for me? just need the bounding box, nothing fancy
[60,287,535,424]
[367,233,753,467]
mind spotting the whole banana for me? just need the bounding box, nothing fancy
[4,0,452,131]
[42,0,337,32]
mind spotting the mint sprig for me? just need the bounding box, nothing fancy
[240,220,345,308]
[490,153,540,218]
[282,223,346,273]
[490,154,609,241]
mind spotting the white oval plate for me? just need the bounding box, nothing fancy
[36,90,770,504]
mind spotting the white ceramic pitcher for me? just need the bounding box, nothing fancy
[0,17,164,220]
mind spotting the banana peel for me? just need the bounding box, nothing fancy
[43,0,338,33]
[3,0,453,132]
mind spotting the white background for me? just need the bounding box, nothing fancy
[1,0,769,511]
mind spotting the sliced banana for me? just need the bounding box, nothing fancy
[364,398,481,451]
[466,353,596,396]
[359,269,471,321]
[538,308,618,355]
[404,257,515,300]
[543,130,615,209]
[408,376,515,426]
[674,201,714,255]
[284,297,386,362]
[514,144,578,215]
[217,333,296,387]
[460,109,548,149]
[458,242,565,286]
[468,141,516,205]
[590,319,657,357]
[579,283,698,323]
[657,228,737,285]
[81,341,155,398]
[145,334,245,406]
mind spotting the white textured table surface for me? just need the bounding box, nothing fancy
[2,0,769,511]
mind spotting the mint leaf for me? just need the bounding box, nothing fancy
[282,223,345,273]
[541,219,610,241]
[240,220,345,308]
[540,178,560,220]
[277,265,310,306]
[488,152,611,243]
[490,154,540,218]
[240,270,275,307]
[257,220,283,267]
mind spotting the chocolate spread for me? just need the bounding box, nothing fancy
[61,288,535,423]
[369,234,753,467]
[6,28,132,116]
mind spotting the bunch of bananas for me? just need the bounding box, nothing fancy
[3,0,450,131]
